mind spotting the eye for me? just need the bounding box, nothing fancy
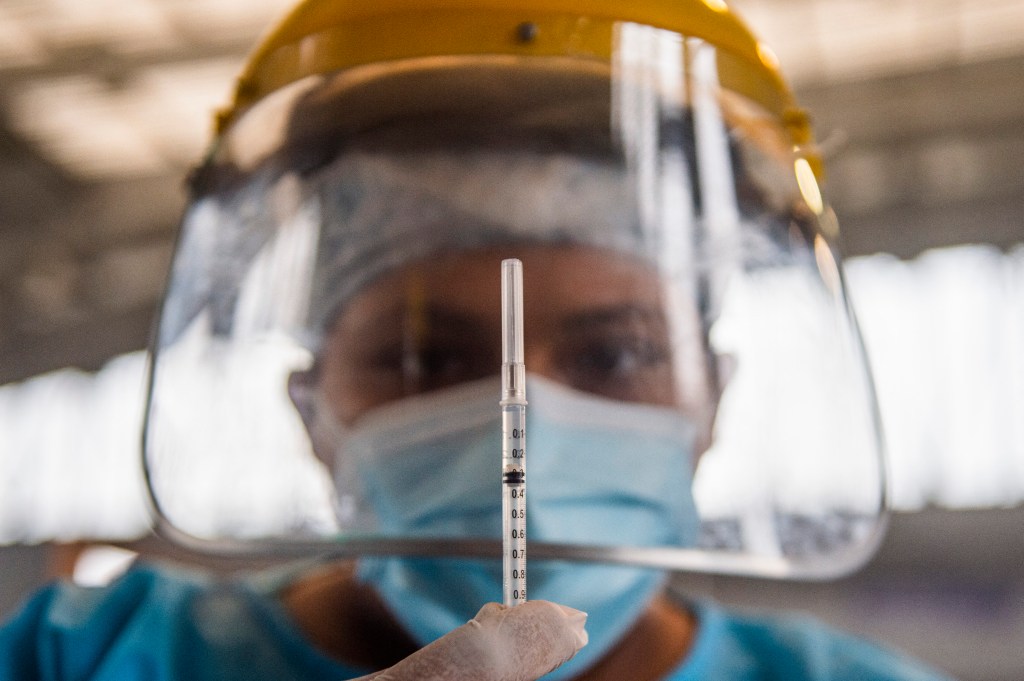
[571,335,666,377]
[554,331,674,403]
[404,339,494,393]
[357,322,497,397]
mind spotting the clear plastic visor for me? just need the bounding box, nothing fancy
[145,34,886,578]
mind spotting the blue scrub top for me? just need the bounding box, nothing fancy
[0,563,954,681]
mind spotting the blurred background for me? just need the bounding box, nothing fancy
[0,1,1021,679]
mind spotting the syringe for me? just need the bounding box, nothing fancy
[501,258,527,607]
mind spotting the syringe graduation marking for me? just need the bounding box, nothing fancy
[501,258,527,607]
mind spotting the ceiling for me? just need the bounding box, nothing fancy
[1,0,1022,383]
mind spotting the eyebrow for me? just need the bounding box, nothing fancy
[555,304,667,333]
[417,305,492,336]
[342,301,668,346]
[351,301,492,337]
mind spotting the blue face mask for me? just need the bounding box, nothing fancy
[340,375,699,678]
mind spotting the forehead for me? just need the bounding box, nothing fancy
[304,148,648,334]
[331,244,668,333]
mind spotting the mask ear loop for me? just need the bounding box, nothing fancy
[288,361,364,529]
[314,387,375,531]
[287,363,320,441]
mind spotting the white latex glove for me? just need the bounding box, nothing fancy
[357,600,588,681]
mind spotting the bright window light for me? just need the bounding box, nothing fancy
[846,244,1024,510]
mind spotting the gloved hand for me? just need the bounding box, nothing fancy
[358,601,588,681]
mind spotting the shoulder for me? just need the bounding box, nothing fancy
[675,601,956,681]
[0,563,226,676]
[41,562,211,626]
[0,563,257,680]
[0,561,362,681]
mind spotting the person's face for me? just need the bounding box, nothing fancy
[302,244,719,451]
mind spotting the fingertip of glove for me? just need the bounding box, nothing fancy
[526,601,588,650]
[553,603,589,649]
[474,602,507,620]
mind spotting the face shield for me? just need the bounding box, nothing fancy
[144,21,886,580]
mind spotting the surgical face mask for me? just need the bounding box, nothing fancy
[328,375,698,677]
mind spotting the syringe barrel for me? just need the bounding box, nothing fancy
[502,402,527,606]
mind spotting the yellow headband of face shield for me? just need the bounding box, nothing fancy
[214,0,820,174]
